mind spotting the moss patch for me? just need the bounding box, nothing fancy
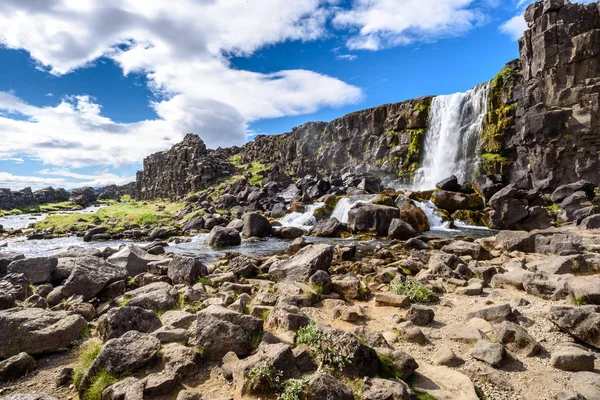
[481,67,518,154]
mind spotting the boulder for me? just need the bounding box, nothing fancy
[272,226,307,240]
[312,218,349,238]
[431,190,483,212]
[305,373,354,400]
[205,226,241,247]
[79,331,161,397]
[567,276,600,305]
[268,244,333,283]
[441,240,493,260]
[0,252,25,277]
[411,363,479,400]
[570,372,600,400]
[388,219,417,240]
[548,306,600,349]
[348,203,400,236]
[0,352,37,382]
[98,306,162,341]
[7,257,57,284]
[399,204,430,232]
[550,344,595,372]
[408,305,435,326]
[470,340,505,367]
[436,175,461,192]
[162,343,202,378]
[187,313,255,361]
[551,180,595,203]
[242,213,273,238]
[265,304,310,332]
[580,214,600,230]
[466,303,514,323]
[0,308,86,358]
[107,244,161,276]
[167,255,207,285]
[493,321,541,356]
[471,175,504,200]
[361,377,413,400]
[61,257,127,300]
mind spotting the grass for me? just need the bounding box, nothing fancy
[416,394,439,400]
[34,200,184,233]
[196,277,215,287]
[72,339,103,388]
[390,279,436,303]
[0,201,82,216]
[295,323,353,371]
[117,297,131,307]
[546,203,564,213]
[571,297,588,306]
[377,353,402,379]
[246,365,282,392]
[83,370,119,400]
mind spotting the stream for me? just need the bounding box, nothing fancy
[0,197,495,262]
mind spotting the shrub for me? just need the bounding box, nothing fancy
[246,365,282,391]
[295,323,353,371]
[278,377,308,400]
[390,279,436,303]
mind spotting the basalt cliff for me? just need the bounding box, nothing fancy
[136,0,600,202]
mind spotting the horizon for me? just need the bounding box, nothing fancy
[0,0,596,191]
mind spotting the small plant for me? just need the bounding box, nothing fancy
[246,365,282,392]
[349,379,365,400]
[196,277,215,287]
[83,370,118,400]
[72,339,103,388]
[546,203,564,213]
[295,323,353,371]
[192,347,204,356]
[261,309,271,320]
[571,297,588,306]
[118,297,131,307]
[252,331,264,348]
[416,393,439,400]
[377,353,402,379]
[389,279,436,303]
[178,292,187,309]
[126,278,136,287]
[277,377,308,400]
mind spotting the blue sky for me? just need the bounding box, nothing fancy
[0,0,592,190]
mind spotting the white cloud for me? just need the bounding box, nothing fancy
[500,14,527,41]
[0,170,133,190]
[0,0,362,169]
[336,54,358,61]
[333,0,488,50]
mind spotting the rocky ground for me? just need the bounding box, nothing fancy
[1,207,600,400]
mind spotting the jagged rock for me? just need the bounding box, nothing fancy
[205,226,241,247]
[126,288,177,312]
[242,213,273,238]
[312,218,349,238]
[268,244,333,283]
[348,203,400,236]
[0,252,25,277]
[102,377,146,400]
[305,373,353,400]
[550,344,595,372]
[375,348,419,379]
[265,303,309,331]
[552,181,596,203]
[168,255,207,285]
[580,214,600,230]
[107,244,161,276]
[0,308,86,358]
[7,257,57,284]
[353,326,392,349]
[388,219,417,240]
[470,340,505,367]
[98,306,162,341]
[308,270,332,293]
[0,352,37,382]
[162,343,202,378]
[331,274,364,300]
[232,343,298,397]
[431,189,483,212]
[466,303,514,323]
[79,331,161,396]
[493,321,541,356]
[361,377,413,400]
[408,305,434,326]
[61,257,127,300]
[472,175,504,200]
[548,306,600,349]
[567,276,600,305]
[399,203,430,232]
[441,240,492,260]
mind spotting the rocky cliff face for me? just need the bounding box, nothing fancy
[486,0,600,190]
[135,134,239,201]
[240,98,432,181]
[0,187,69,210]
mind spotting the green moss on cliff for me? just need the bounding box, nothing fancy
[481,153,509,174]
[481,67,518,154]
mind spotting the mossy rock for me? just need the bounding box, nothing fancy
[290,202,306,213]
[313,205,333,221]
[451,210,485,226]
[373,195,395,207]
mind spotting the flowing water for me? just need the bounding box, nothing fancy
[330,195,379,223]
[412,83,489,190]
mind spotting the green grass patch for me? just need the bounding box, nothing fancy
[546,203,564,213]
[72,339,103,388]
[83,370,118,400]
[390,279,436,303]
[377,353,402,379]
[571,297,588,306]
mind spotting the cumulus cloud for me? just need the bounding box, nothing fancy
[500,14,527,40]
[0,0,362,172]
[0,170,133,190]
[333,0,488,50]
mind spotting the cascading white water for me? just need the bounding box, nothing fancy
[330,195,379,223]
[278,203,324,228]
[412,83,489,190]
[414,200,450,230]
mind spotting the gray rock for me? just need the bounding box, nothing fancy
[7,257,57,284]
[470,340,505,367]
[98,306,162,341]
[549,306,600,349]
[162,343,201,378]
[0,307,86,358]
[61,256,127,300]
[242,213,273,238]
[187,313,256,361]
[168,255,207,285]
[265,303,310,332]
[570,372,600,400]
[580,214,600,230]
[305,373,353,400]
[268,244,333,283]
[205,226,241,247]
[353,326,392,349]
[312,218,349,238]
[441,240,493,260]
[348,203,400,236]
[408,305,434,326]
[466,303,514,323]
[0,352,37,382]
[107,244,161,276]
[362,377,413,400]
[432,346,464,367]
[375,348,419,379]
[388,218,417,240]
[493,321,541,356]
[551,344,595,372]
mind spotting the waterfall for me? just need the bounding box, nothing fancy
[278,203,323,228]
[414,200,451,230]
[330,195,379,223]
[412,83,489,190]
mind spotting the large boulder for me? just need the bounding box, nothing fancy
[312,218,349,238]
[205,226,241,247]
[551,180,595,203]
[471,175,504,200]
[7,257,58,284]
[305,373,354,400]
[431,189,483,212]
[268,244,333,282]
[106,244,161,276]
[580,214,600,230]
[348,203,400,236]
[0,352,37,382]
[0,308,86,358]
[441,240,493,261]
[399,204,430,232]
[0,252,25,277]
[548,306,600,349]
[242,213,273,238]
[97,306,162,341]
[61,257,128,300]
[388,218,417,240]
[79,331,161,397]
[167,255,207,285]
